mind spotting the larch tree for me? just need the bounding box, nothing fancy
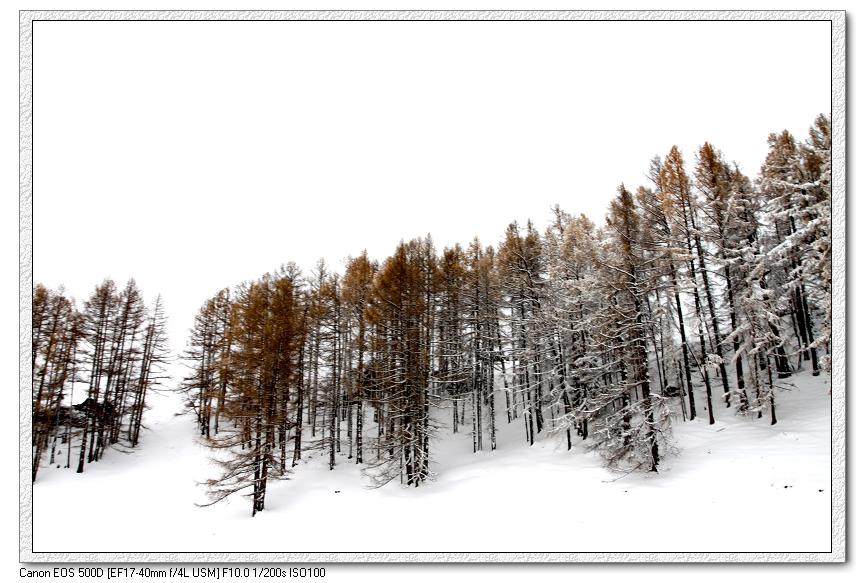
[693,143,751,411]
[589,186,668,472]
[798,114,832,374]
[77,279,118,472]
[32,285,80,481]
[759,130,820,376]
[638,163,698,421]
[341,252,377,464]
[497,221,544,445]
[364,239,436,487]
[200,268,306,516]
[658,146,720,424]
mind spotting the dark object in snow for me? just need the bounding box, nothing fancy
[74,398,116,424]
[663,385,680,398]
[334,490,340,494]
[819,489,824,492]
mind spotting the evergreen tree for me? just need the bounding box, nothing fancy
[497,221,544,444]
[694,143,751,411]
[589,186,668,472]
[364,239,436,487]
[658,146,719,424]
[32,285,79,481]
[341,252,377,464]
[759,130,819,375]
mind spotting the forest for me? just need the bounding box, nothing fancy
[31,114,832,518]
[30,280,169,480]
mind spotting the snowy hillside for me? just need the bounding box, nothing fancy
[32,368,831,554]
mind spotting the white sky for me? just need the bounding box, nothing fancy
[31,19,831,355]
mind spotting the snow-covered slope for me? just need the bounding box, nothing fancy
[31,370,831,553]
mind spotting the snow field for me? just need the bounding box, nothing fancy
[32,369,831,554]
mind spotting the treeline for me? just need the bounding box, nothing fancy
[184,114,831,515]
[31,279,169,481]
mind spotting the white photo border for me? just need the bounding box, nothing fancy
[19,9,847,563]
